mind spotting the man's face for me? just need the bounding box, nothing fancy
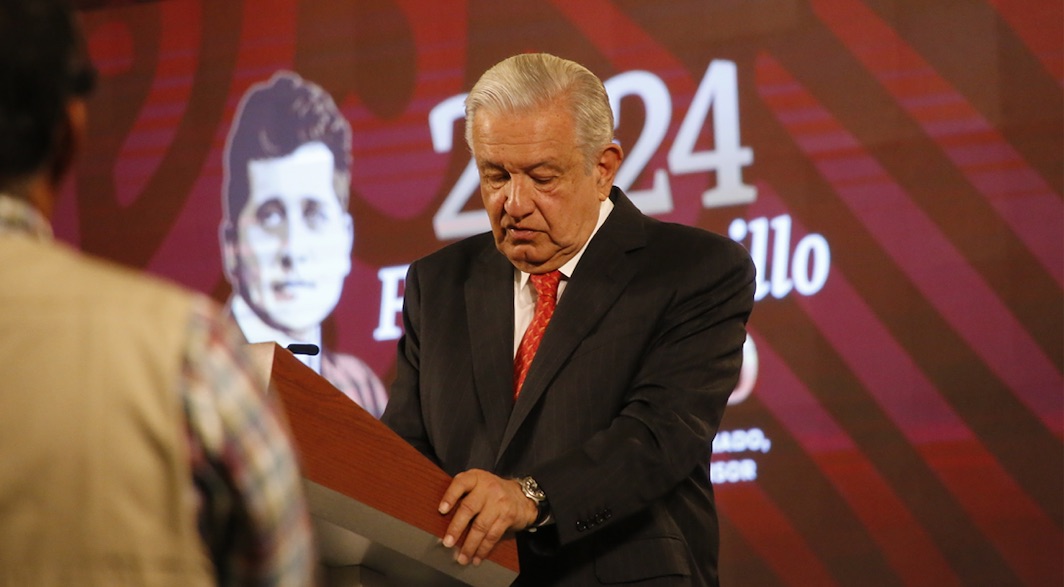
[225,141,353,335]
[472,101,620,274]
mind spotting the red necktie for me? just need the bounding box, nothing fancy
[513,270,562,399]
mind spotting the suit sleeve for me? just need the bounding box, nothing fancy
[531,237,756,546]
[380,260,440,465]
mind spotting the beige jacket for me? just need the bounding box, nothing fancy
[0,233,213,586]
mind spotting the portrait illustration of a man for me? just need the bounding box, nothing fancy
[220,70,387,417]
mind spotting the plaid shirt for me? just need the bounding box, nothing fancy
[183,299,316,586]
[1,195,316,586]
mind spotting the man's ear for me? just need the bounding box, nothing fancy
[343,212,355,252]
[340,212,354,275]
[595,142,624,199]
[51,98,88,185]
[219,221,239,285]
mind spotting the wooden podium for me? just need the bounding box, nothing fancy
[248,343,519,587]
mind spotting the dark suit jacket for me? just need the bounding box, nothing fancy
[382,188,755,587]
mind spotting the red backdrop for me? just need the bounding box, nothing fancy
[65,1,1062,585]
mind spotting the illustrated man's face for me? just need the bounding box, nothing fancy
[472,100,620,274]
[225,141,353,334]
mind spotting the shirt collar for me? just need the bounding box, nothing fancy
[0,194,53,241]
[227,294,324,371]
[228,294,323,348]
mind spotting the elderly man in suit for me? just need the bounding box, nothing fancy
[382,53,755,586]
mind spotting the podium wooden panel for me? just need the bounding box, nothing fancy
[248,343,519,587]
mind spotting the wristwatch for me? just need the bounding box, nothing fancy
[517,476,551,530]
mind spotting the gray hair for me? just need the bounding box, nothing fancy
[464,53,614,168]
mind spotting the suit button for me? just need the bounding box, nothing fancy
[576,521,588,532]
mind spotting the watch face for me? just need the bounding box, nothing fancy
[522,477,545,501]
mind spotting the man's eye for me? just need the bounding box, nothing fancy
[256,201,285,229]
[486,173,509,186]
[304,200,328,228]
[532,176,555,185]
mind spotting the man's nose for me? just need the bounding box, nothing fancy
[503,178,534,217]
[279,218,313,266]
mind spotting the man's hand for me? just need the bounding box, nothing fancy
[438,469,538,566]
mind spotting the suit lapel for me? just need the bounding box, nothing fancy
[496,190,648,463]
[466,244,517,453]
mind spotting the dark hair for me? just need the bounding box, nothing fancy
[222,71,352,221]
[0,0,96,187]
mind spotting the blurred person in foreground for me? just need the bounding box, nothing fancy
[220,70,387,418]
[0,0,316,584]
[382,53,755,586]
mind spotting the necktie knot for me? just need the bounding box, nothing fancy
[530,270,562,303]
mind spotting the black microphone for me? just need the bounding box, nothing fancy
[286,343,320,356]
